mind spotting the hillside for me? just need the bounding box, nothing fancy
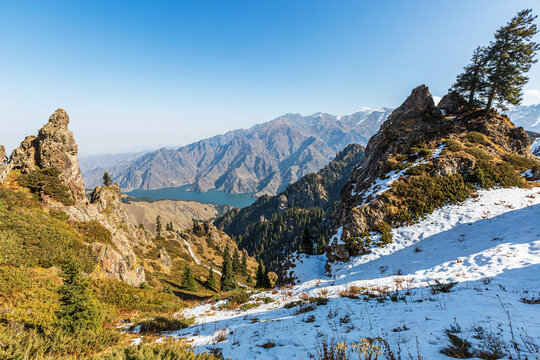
[214,143,365,271]
[122,195,230,233]
[82,108,391,196]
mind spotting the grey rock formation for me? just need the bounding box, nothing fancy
[11,109,86,202]
[330,85,535,263]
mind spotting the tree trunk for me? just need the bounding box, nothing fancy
[485,86,496,112]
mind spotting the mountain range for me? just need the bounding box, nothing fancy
[81,108,392,196]
[81,103,540,198]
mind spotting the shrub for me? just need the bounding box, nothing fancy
[503,154,540,171]
[390,174,472,223]
[227,289,251,304]
[465,132,487,145]
[465,147,492,161]
[91,278,183,313]
[56,257,102,333]
[91,340,220,359]
[137,316,194,334]
[72,220,115,249]
[430,279,457,294]
[374,221,392,246]
[18,168,75,206]
[444,139,464,152]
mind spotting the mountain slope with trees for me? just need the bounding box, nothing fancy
[214,143,365,270]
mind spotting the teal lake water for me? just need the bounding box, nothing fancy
[126,184,257,208]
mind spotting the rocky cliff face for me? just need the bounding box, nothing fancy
[9,109,147,286]
[11,109,86,202]
[329,85,539,264]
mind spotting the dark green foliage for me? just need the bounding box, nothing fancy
[389,174,472,223]
[232,248,241,274]
[220,245,236,292]
[91,340,220,360]
[92,279,182,313]
[256,259,266,288]
[181,263,197,292]
[227,289,251,304]
[469,160,525,188]
[465,147,492,161]
[240,251,248,275]
[155,215,162,235]
[206,267,217,290]
[442,330,474,359]
[72,220,114,249]
[137,316,194,334]
[451,46,490,105]
[465,132,488,145]
[299,226,314,255]
[430,280,458,294]
[102,172,112,187]
[444,139,464,152]
[56,257,102,333]
[502,153,540,171]
[165,221,174,232]
[374,221,392,247]
[453,9,539,110]
[0,188,95,272]
[246,274,253,285]
[19,167,75,206]
[482,9,539,110]
[215,144,365,271]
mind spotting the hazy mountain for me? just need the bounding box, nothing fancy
[507,103,540,132]
[82,108,392,196]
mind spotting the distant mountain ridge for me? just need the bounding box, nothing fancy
[507,103,540,132]
[82,108,392,196]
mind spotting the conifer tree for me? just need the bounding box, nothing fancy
[482,9,539,111]
[56,257,101,332]
[451,46,490,106]
[264,267,272,289]
[155,215,162,235]
[300,226,314,255]
[246,273,253,285]
[232,248,241,274]
[220,244,236,292]
[240,251,248,275]
[102,172,112,187]
[181,263,197,292]
[256,259,266,288]
[206,267,217,290]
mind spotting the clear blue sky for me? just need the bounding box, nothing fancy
[1,0,540,154]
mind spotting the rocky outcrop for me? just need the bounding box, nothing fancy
[330,85,537,264]
[11,109,86,202]
[9,109,147,286]
[0,145,6,162]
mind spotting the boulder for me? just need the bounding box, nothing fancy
[437,92,468,115]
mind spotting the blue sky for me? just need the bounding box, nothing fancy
[1,0,540,154]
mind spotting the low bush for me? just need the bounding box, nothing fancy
[227,289,251,304]
[137,316,194,334]
[18,167,75,206]
[430,279,457,294]
[465,132,488,145]
[91,340,220,359]
[444,139,464,152]
[465,147,492,161]
[73,220,115,249]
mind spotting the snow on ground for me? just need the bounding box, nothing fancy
[157,187,540,359]
[532,138,540,155]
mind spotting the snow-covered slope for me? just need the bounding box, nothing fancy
[150,187,540,359]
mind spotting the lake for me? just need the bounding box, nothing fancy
[126,184,257,208]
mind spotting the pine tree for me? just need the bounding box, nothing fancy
[56,257,101,332]
[232,248,241,274]
[220,244,236,292]
[155,215,162,235]
[300,226,314,255]
[240,251,248,275]
[264,268,272,289]
[451,46,490,106]
[206,267,217,290]
[256,259,266,288]
[482,9,539,110]
[246,273,253,285]
[102,172,112,187]
[181,263,197,292]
